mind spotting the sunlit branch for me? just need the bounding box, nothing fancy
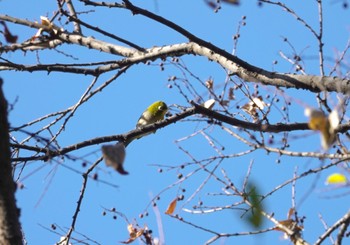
[1,12,350,94]
[0,14,136,56]
[116,0,350,94]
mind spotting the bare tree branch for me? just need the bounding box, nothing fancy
[2,1,350,244]
[1,14,349,93]
[315,209,350,245]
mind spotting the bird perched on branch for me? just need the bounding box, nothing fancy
[102,101,168,174]
[126,100,168,146]
[136,101,168,128]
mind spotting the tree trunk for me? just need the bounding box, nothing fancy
[0,78,23,245]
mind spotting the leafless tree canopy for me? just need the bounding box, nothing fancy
[1,0,350,244]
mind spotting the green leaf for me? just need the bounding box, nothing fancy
[245,182,264,229]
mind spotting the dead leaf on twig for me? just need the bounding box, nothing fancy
[165,198,177,215]
[120,224,144,244]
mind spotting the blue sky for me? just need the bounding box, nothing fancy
[1,0,350,244]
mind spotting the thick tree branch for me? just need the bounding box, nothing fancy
[119,0,350,94]
[2,40,350,95]
[1,13,349,93]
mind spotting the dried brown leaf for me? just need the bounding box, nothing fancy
[273,219,303,233]
[165,198,177,215]
[120,224,144,244]
[102,143,128,175]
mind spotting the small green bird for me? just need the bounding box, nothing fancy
[103,101,168,174]
[136,101,168,128]
[124,101,168,146]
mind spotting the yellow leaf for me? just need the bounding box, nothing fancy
[326,173,347,185]
[165,198,177,215]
